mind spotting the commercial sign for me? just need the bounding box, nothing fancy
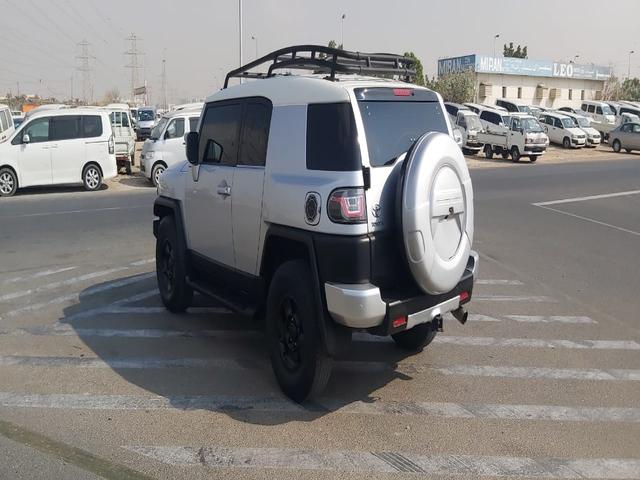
[438,54,611,81]
[133,86,147,95]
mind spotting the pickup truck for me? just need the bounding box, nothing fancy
[478,113,548,162]
[106,108,136,174]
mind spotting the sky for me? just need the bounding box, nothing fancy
[1,0,639,105]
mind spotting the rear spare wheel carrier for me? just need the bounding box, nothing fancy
[400,132,473,295]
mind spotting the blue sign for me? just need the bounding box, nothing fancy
[438,54,611,81]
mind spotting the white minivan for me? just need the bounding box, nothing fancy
[557,111,601,147]
[140,108,201,186]
[538,112,586,148]
[0,104,15,143]
[0,109,116,197]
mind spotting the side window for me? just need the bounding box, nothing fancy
[596,106,603,114]
[554,118,563,128]
[632,124,640,133]
[457,114,466,128]
[122,113,130,128]
[239,100,272,167]
[189,117,199,132]
[165,118,185,139]
[621,124,631,133]
[511,118,520,131]
[306,102,360,171]
[82,116,103,138]
[445,104,455,116]
[546,117,554,126]
[23,117,50,143]
[0,110,7,132]
[480,111,491,122]
[581,103,587,111]
[199,103,242,165]
[50,116,81,141]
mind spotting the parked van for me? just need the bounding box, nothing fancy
[444,102,469,122]
[478,113,548,162]
[463,102,483,114]
[0,109,116,197]
[451,109,484,155]
[558,111,601,147]
[538,112,586,148]
[105,107,136,174]
[0,104,15,143]
[581,100,615,127]
[136,107,156,141]
[476,106,512,133]
[140,108,201,186]
[495,98,531,114]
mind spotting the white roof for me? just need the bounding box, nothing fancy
[160,108,202,120]
[497,98,529,106]
[581,100,609,106]
[27,108,109,119]
[541,111,571,119]
[205,75,434,106]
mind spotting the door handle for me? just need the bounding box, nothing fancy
[217,184,231,197]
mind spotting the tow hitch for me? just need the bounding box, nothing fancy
[451,307,468,325]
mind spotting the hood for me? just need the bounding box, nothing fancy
[567,127,585,136]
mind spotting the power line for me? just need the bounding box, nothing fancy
[124,33,144,103]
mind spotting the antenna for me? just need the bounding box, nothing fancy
[76,39,93,105]
[124,33,144,103]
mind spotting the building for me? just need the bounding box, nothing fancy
[437,54,611,108]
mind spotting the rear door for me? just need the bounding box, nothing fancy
[16,116,53,187]
[161,117,186,167]
[50,115,83,184]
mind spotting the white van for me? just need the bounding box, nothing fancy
[556,111,601,147]
[0,104,15,143]
[105,107,136,174]
[0,109,116,197]
[495,98,531,114]
[451,109,484,154]
[476,106,512,133]
[136,107,156,141]
[140,108,201,186]
[581,101,616,126]
[538,112,586,148]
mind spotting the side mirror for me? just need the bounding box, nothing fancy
[185,131,199,165]
[22,133,31,144]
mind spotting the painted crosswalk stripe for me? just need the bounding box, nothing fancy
[2,266,78,285]
[3,392,638,423]
[433,336,640,351]
[2,355,639,382]
[124,445,640,478]
[475,279,523,285]
[473,295,556,302]
[505,315,597,324]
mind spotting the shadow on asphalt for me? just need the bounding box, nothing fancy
[61,274,415,425]
[12,183,109,197]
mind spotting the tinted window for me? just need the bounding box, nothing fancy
[23,117,50,143]
[445,104,456,116]
[138,110,154,121]
[239,101,272,167]
[596,107,602,114]
[199,102,241,165]
[82,115,103,138]
[621,124,631,132]
[511,118,520,131]
[0,111,7,131]
[165,118,185,139]
[633,124,640,133]
[480,111,501,125]
[554,118,563,128]
[50,115,81,141]
[189,117,199,132]
[307,103,360,171]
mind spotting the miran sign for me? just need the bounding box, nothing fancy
[437,54,611,81]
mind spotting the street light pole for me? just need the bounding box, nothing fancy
[629,50,635,79]
[340,14,346,48]
[251,35,258,59]
[493,34,500,58]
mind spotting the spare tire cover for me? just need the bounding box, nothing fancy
[401,132,474,295]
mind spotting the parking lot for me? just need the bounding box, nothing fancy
[0,148,638,479]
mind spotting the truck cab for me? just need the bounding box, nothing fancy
[452,109,484,155]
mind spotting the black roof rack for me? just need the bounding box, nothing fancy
[223,44,417,88]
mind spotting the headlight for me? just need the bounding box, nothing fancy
[144,151,154,160]
[571,135,578,140]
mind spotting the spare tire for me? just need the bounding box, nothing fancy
[399,132,474,295]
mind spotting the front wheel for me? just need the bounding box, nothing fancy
[511,146,521,162]
[152,163,166,187]
[392,323,437,351]
[484,145,493,159]
[82,164,102,191]
[530,156,538,162]
[156,216,193,313]
[266,260,332,403]
[0,167,18,197]
[612,139,622,153]
[563,137,571,149]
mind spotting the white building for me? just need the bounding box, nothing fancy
[437,54,611,109]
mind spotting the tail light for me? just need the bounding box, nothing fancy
[327,188,367,224]
[108,135,115,154]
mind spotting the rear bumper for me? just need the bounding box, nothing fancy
[325,251,478,333]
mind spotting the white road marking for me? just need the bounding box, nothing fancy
[533,189,640,206]
[2,266,77,285]
[3,355,639,382]
[466,314,501,322]
[535,205,640,237]
[505,315,597,324]
[129,258,155,266]
[476,279,523,285]
[82,272,155,296]
[473,295,556,302]
[1,392,638,423]
[1,205,147,219]
[124,445,640,478]
[97,306,229,315]
[433,336,640,350]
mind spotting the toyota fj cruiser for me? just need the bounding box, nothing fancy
[153,45,478,402]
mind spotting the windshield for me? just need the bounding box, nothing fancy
[576,117,590,128]
[466,115,483,131]
[501,114,511,126]
[561,118,577,128]
[138,110,154,121]
[150,117,168,140]
[357,99,448,167]
[602,105,614,115]
[521,117,543,132]
[517,105,531,114]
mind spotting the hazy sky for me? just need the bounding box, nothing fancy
[1,0,639,104]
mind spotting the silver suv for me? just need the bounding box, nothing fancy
[153,45,478,402]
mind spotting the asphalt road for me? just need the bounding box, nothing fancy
[0,155,639,479]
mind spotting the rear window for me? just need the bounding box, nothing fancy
[306,103,360,171]
[82,115,103,138]
[355,88,447,167]
[50,115,81,140]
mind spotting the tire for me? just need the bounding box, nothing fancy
[530,156,538,162]
[562,137,571,149]
[612,139,621,153]
[511,146,521,163]
[625,148,632,153]
[484,144,493,159]
[501,151,510,159]
[392,323,437,352]
[266,260,332,403]
[82,164,102,191]
[156,216,193,313]
[152,163,166,187]
[0,167,18,197]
